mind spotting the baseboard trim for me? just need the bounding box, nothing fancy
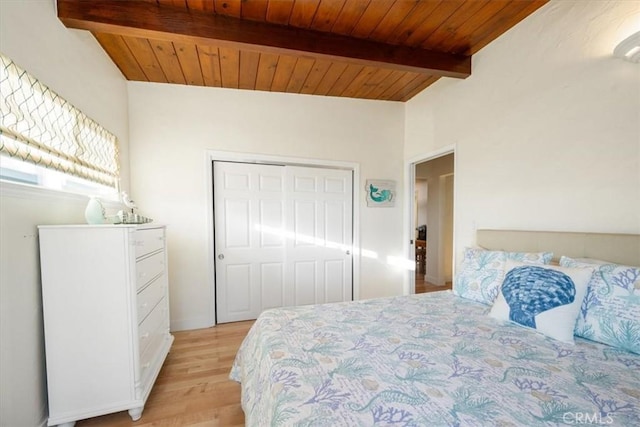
[170,316,214,332]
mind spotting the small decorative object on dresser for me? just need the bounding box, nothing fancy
[38,224,173,427]
[84,196,106,224]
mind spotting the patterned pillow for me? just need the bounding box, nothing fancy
[489,261,593,343]
[454,247,553,305]
[560,256,640,354]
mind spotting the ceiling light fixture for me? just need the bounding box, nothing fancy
[613,31,640,63]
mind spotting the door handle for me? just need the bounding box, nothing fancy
[218,254,224,260]
[346,250,351,255]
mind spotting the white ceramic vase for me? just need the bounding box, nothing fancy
[85,196,106,224]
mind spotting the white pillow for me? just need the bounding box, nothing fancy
[489,260,594,343]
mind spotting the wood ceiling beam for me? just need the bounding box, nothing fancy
[57,0,471,78]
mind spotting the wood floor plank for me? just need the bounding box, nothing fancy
[416,273,452,294]
[77,321,254,426]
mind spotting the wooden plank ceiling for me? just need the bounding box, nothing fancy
[58,0,547,102]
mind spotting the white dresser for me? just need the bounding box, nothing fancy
[38,225,174,427]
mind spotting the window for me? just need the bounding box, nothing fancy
[0,148,115,196]
[0,52,119,195]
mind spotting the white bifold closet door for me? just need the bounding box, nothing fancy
[214,161,353,323]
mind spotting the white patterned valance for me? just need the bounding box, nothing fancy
[0,52,119,187]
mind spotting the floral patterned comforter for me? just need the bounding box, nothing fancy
[230,291,640,426]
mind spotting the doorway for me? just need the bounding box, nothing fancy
[412,152,454,294]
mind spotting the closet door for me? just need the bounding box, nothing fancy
[214,161,354,323]
[284,166,353,306]
[214,161,286,323]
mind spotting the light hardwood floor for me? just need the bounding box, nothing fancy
[415,272,452,294]
[78,321,254,427]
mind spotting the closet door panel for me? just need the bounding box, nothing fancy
[214,161,285,323]
[285,166,353,306]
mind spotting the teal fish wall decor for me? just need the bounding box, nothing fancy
[365,180,396,207]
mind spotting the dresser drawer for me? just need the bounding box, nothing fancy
[138,298,167,357]
[135,228,165,259]
[139,307,169,389]
[136,251,164,291]
[137,276,165,324]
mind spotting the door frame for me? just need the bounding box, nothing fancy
[205,150,360,326]
[403,145,457,295]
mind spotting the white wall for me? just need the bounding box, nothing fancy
[128,83,405,330]
[405,0,640,271]
[0,1,129,426]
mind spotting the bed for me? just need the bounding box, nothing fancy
[230,231,640,426]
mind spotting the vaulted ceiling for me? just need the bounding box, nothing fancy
[57,0,547,102]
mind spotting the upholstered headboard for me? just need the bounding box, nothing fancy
[477,230,640,267]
